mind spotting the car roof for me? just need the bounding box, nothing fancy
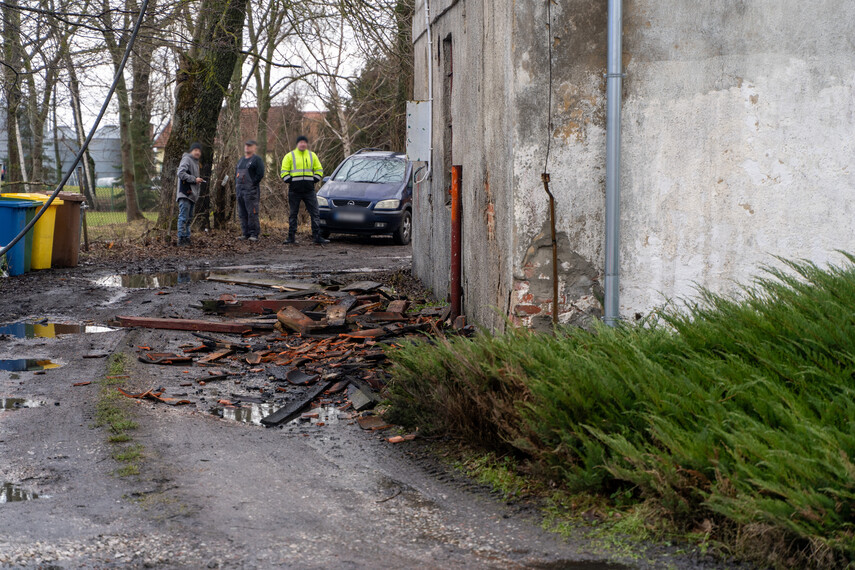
[350,149,407,160]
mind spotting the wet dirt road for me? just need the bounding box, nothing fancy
[0,239,718,569]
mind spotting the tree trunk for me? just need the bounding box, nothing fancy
[156,0,248,236]
[213,53,243,229]
[257,92,271,164]
[25,70,56,185]
[52,85,62,184]
[64,50,97,205]
[3,0,23,191]
[100,1,143,222]
[115,76,144,221]
[129,0,157,205]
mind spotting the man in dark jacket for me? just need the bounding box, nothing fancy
[176,142,204,246]
[235,140,265,241]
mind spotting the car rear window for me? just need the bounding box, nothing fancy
[333,158,406,184]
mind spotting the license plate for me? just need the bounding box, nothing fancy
[335,211,366,223]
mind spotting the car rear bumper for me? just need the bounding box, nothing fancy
[319,207,406,234]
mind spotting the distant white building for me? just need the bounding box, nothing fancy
[0,115,123,186]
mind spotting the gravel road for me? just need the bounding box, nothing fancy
[0,238,725,569]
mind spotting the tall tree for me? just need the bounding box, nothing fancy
[211,47,246,229]
[129,0,159,198]
[23,38,63,185]
[156,0,248,234]
[3,0,24,191]
[62,40,96,205]
[100,0,144,221]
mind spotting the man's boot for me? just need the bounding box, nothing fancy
[284,235,296,245]
[313,235,330,245]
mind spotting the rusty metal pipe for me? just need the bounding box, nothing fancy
[541,173,559,327]
[451,165,463,318]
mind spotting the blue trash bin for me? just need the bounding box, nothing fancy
[0,199,39,276]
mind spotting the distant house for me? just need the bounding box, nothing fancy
[153,107,327,170]
[0,115,123,187]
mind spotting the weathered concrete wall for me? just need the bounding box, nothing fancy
[412,0,517,329]
[619,0,855,314]
[415,0,855,328]
[511,1,608,329]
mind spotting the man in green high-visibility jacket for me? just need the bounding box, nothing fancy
[280,135,327,244]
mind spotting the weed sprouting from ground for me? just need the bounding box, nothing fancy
[93,353,144,477]
[385,256,855,568]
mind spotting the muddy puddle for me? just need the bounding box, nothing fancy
[0,482,40,503]
[1,398,44,411]
[95,270,211,289]
[0,321,116,339]
[0,359,61,372]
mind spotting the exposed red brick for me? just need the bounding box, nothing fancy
[515,304,543,315]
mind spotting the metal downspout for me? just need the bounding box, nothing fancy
[604,0,623,326]
[424,0,433,169]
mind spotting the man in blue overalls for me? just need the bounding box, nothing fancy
[279,135,328,245]
[235,140,265,241]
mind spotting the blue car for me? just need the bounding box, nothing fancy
[317,149,413,245]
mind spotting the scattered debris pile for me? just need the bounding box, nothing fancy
[113,278,470,436]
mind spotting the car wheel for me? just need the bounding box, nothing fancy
[393,210,412,245]
[320,230,331,239]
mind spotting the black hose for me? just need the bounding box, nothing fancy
[0,0,151,258]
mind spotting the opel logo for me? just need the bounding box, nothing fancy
[347,200,355,206]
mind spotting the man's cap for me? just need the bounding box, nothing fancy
[245,140,257,146]
[296,135,308,144]
[189,142,202,151]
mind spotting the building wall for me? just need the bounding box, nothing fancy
[412,0,517,329]
[415,0,855,328]
[618,0,855,315]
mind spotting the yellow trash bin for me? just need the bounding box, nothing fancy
[0,193,63,270]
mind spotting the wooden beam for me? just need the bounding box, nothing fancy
[201,299,318,315]
[116,316,252,334]
[260,380,334,427]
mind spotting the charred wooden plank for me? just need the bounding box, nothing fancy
[260,380,334,427]
[201,299,318,315]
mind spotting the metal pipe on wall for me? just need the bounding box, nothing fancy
[451,164,463,317]
[604,0,623,326]
[424,0,433,171]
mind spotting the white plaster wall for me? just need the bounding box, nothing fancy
[620,1,855,314]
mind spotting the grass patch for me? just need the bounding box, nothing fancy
[113,444,143,463]
[385,256,855,569]
[454,453,533,500]
[93,353,144,477]
[85,211,158,227]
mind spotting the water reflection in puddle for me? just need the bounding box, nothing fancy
[95,271,211,289]
[0,322,116,339]
[214,404,341,426]
[288,405,342,426]
[0,359,60,372]
[220,403,277,425]
[0,482,39,503]
[1,398,44,411]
